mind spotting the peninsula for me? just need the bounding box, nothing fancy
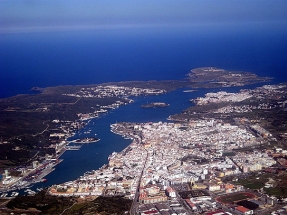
[187,67,272,88]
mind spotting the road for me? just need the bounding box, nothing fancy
[129,148,148,215]
[32,121,49,136]
[175,191,193,215]
[59,202,76,215]
[0,199,10,208]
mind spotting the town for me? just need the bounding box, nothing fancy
[1,82,287,214]
[49,119,286,214]
[64,85,166,98]
[0,85,167,195]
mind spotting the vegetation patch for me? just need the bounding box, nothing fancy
[216,192,256,204]
[6,191,75,214]
[5,191,132,215]
[232,173,274,190]
[237,179,265,190]
[264,187,287,198]
[62,196,132,215]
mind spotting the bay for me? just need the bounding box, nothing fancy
[28,82,272,192]
[31,87,204,190]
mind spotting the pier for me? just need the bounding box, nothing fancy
[65,145,82,150]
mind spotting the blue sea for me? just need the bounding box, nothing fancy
[1,23,287,98]
[1,23,287,193]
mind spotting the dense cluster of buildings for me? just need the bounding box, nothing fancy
[76,99,132,120]
[64,85,166,98]
[214,103,271,114]
[63,84,166,120]
[193,91,252,106]
[193,84,286,107]
[231,151,276,173]
[48,119,280,214]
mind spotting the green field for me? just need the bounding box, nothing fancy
[216,192,256,204]
[237,179,265,189]
[264,187,287,198]
[233,173,274,190]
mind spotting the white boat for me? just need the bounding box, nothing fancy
[28,190,36,195]
[11,192,19,197]
[1,193,8,197]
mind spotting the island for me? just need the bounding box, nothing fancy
[141,102,170,108]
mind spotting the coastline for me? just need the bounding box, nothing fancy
[2,80,287,214]
[0,68,278,196]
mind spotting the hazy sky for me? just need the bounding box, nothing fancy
[1,0,287,33]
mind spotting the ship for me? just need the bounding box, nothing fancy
[69,137,100,144]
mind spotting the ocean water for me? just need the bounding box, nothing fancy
[1,23,287,193]
[1,23,287,98]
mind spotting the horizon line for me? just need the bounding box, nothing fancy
[1,20,286,35]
